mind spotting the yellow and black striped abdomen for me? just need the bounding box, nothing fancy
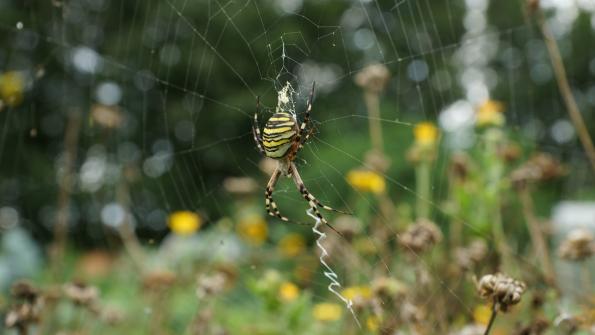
[262,112,297,159]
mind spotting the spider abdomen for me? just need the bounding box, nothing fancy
[262,112,297,159]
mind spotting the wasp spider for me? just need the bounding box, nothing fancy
[252,82,345,230]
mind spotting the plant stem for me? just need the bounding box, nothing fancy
[518,186,556,286]
[537,11,595,173]
[363,91,383,152]
[51,111,81,277]
[416,160,431,220]
[483,300,498,335]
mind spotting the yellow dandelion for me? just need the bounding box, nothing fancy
[168,211,201,236]
[366,315,380,332]
[312,302,343,322]
[278,281,299,302]
[346,169,386,194]
[236,214,268,246]
[473,304,493,325]
[476,100,505,127]
[0,71,25,107]
[341,286,372,301]
[278,233,306,257]
[413,122,439,146]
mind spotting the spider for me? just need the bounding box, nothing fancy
[252,82,345,231]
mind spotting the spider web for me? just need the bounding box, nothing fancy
[0,0,594,333]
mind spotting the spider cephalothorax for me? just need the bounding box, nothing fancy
[252,82,345,227]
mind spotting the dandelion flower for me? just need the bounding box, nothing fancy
[168,211,202,236]
[476,100,505,127]
[278,281,299,302]
[341,286,371,301]
[312,302,343,322]
[413,122,439,147]
[0,71,25,107]
[278,233,306,257]
[346,169,386,194]
[236,214,268,246]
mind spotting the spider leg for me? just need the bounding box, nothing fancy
[290,163,347,236]
[265,166,291,222]
[252,97,265,155]
[288,82,316,162]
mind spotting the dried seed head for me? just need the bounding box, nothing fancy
[398,219,442,254]
[142,270,177,291]
[10,280,39,302]
[333,215,363,241]
[354,63,391,94]
[371,276,407,303]
[5,281,44,330]
[511,153,565,188]
[63,281,100,307]
[558,229,595,262]
[400,301,425,324]
[450,153,471,181]
[223,177,258,195]
[196,273,226,299]
[477,273,526,312]
[454,239,488,270]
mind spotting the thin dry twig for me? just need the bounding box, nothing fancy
[535,9,595,173]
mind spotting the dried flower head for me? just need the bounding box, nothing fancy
[398,219,442,254]
[400,301,425,324]
[223,177,258,195]
[454,239,488,271]
[364,149,391,173]
[10,280,39,302]
[371,276,408,302]
[63,281,100,307]
[354,63,390,94]
[196,273,226,299]
[142,270,177,291]
[450,153,471,181]
[332,215,362,241]
[477,273,526,312]
[4,280,44,331]
[511,153,565,188]
[558,229,595,261]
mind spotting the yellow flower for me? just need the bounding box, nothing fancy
[473,304,492,325]
[236,214,268,246]
[346,169,386,194]
[413,122,439,146]
[278,233,306,257]
[341,286,372,301]
[0,71,25,107]
[366,315,380,331]
[312,302,342,322]
[278,281,299,302]
[476,100,505,127]
[168,211,201,236]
